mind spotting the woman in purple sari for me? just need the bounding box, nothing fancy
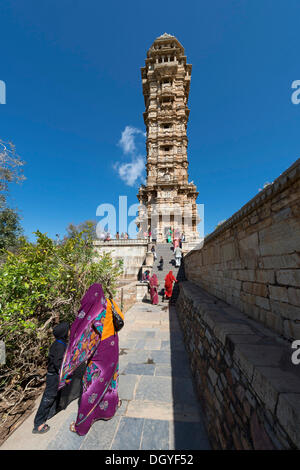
[58,283,124,436]
[149,274,159,305]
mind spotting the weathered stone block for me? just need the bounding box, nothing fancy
[276,393,300,449]
[264,311,284,335]
[270,300,300,321]
[269,285,289,303]
[213,322,254,346]
[288,287,300,307]
[239,232,260,259]
[233,344,284,382]
[255,270,275,284]
[253,367,300,413]
[221,241,237,262]
[255,296,270,310]
[259,219,300,257]
[276,270,300,288]
[283,320,300,340]
[261,253,300,270]
[207,367,218,387]
[250,411,275,450]
[243,282,269,297]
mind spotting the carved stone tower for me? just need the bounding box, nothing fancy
[137,33,200,243]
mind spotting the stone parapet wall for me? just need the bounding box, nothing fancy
[94,240,148,280]
[176,281,300,449]
[184,158,300,340]
[114,281,150,312]
[114,281,137,312]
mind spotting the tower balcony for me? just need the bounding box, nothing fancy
[156,177,174,184]
[160,101,174,111]
[157,87,174,97]
[153,63,178,75]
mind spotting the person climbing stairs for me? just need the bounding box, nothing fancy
[151,243,186,304]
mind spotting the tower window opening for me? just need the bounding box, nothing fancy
[161,97,172,103]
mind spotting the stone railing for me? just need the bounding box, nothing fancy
[176,281,300,450]
[184,158,300,341]
[94,240,148,246]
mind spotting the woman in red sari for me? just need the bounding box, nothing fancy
[149,274,159,305]
[164,271,177,301]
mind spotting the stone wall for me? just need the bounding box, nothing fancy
[184,158,300,341]
[93,240,148,280]
[114,281,150,312]
[176,281,300,449]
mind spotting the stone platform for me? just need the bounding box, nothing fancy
[1,301,210,450]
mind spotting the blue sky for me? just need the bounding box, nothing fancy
[0,0,299,240]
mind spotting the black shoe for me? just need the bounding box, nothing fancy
[32,424,50,434]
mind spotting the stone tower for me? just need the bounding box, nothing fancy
[137,33,200,243]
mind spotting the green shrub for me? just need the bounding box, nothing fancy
[0,227,123,425]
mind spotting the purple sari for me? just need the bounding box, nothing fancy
[58,284,120,435]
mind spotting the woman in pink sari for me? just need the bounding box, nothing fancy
[58,283,124,436]
[149,274,159,305]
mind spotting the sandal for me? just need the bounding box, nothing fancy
[69,421,77,433]
[32,424,50,434]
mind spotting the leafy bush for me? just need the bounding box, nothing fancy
[0,226,123,429]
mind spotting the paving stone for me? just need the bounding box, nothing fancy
[46,412,85,450]
[80,416,121,450]
[120,338,137,349]
[173,377,199,406]
[155,365,173,377]
[118,374,140,400]
[169,420,211,450]
[144,339,162,350]
[111,417,144,450]
[140,419,170,450]
[126,400,175,421]
[135,339,147,350]
[127,331,154,339]
[135,376,173,402]
[124,363,155,376]
[122,349,153,364]
[148,350,171,365]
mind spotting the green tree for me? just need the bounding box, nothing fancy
[65,220,98,241]
[0,207,22,251]
[0,140,25,208]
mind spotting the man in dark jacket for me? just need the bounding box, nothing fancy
[32,322,69,434]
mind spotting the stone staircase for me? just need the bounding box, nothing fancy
[151,243,186,303]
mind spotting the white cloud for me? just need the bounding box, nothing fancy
[115,126,146,186]
[115,156,145,187]
[118,126,146,155]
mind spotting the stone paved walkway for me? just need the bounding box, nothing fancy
[1,301,210,450]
